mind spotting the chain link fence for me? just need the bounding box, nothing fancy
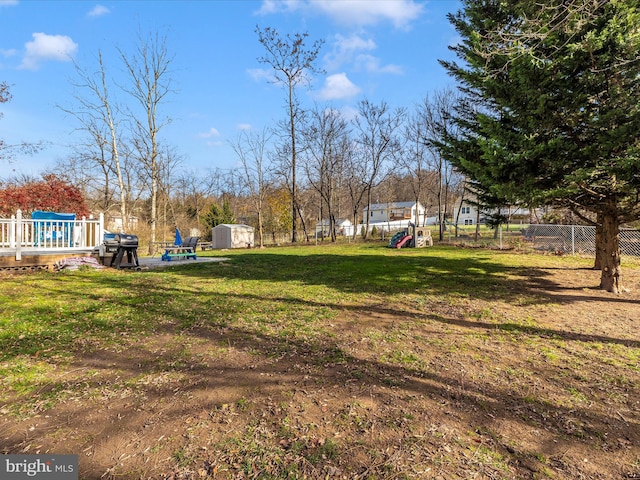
[521,224,596,255]
[256,224,640,259]
[447,224,640,258]
[521,224,640,257]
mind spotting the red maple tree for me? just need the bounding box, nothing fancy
[0,174,90,218]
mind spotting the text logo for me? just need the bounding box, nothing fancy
[1,455,78,480]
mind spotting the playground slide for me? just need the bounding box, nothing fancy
[388,231,405,248]
[396,235,413,249]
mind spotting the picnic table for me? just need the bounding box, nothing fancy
[161,237,198,261]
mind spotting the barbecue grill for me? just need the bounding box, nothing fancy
[104,233,140,270]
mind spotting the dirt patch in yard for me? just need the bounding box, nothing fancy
[1,264,639,479]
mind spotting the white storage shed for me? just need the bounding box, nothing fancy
[315,218,354,237]
[212,224,254,249]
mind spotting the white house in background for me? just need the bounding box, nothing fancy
[315,218,354,237]
[362,201,428,232]
[105,214,139,232]
[453,199,537,226]
[453,201,480,226]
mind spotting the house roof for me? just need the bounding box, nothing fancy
[214,224,254,230]
[316,218,352,226]
[364,201,422,211]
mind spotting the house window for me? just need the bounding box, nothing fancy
[464,219,473,225]
[371,211,374,217]
[461,206,470,214]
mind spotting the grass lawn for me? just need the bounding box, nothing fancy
[0,242,639,479]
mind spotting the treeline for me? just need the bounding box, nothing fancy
[0,27,476,250]
[45,135,464,247]
[36,28,467,250]
[2,29,468,250]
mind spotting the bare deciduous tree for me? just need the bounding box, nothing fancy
[352,99,405,239]
[156,145,184,241]
[415,89,460,240]
[301,106,350,242]
[401,107,431,228]
[61,52,130,228]
[256,26,324,243]
[120,31,175,252]
[230,128,273,248]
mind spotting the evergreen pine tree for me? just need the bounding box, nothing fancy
[439,0,640,292]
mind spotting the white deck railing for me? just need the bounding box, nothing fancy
[0,210,104,261]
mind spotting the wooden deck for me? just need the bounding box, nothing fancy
[0,248,100,272]
[0,210,104,272]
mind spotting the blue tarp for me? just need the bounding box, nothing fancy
[32,210,76,246]
[32,211,76,222]
[174,227,183,246]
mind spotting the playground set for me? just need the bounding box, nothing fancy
[388,223,433,249]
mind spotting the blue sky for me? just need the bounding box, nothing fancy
[0,0,461,179]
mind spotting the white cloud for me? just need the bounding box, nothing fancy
[325,33,375,71]
[247,67,274,83]
[1,48,17,57]
[312,0,424,29]
[339,105,359,122]
[19,32,78,70]
[0,0,18,7]
[257,0,423,28]
[326,34,401,75]
[255,0,302,15]
[355,54,403,75]
[318,73,361,100]
[198,127,221,138]
[87,4,110,17]
[237,123,252,131]
[198,128,223,147]
[336,34,376,54]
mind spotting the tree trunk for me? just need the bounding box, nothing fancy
[296,204,308,242]
[437,170,444,241]
[454,188,465,238]
[320,205,324,243]
[329,213,336,242]
[593,212,604,270]
[352,210,359,241]
[599,207,622,293]
[149,155,157,254]
[289,83,298,244]
[364,190,373,240]
[257,210,264,248]
[106,101,127,232]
